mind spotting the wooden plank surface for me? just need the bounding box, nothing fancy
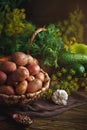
[0,103,87,130]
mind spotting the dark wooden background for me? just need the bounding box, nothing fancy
[23,0,87,26]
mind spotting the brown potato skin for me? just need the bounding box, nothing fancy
[27,75,35,82]
[0,71,7,85]
[35,71,45,82]
[26,64,40,75]
[11,52,28,66]
[27,79,42,93]
[9,66,29,82]
[0,61,17,73]
[7,75,18,86]
[0,52,45,96]
[0,85,15,95]
[16,80,28,95]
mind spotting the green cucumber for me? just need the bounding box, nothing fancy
[68,63,85,76]
[59,52,87,65]
[83,64,87,72]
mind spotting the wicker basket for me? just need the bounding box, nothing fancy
[0,69,50,106]
[0,28,51,106]
[30,27,47,44]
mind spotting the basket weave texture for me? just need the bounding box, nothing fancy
[0,28,50,106]
[0,69,50,106]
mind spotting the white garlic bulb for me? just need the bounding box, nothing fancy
[52,89,68,105]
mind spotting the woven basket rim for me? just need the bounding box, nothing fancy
[0,69,50,106]
[30,27,47,45]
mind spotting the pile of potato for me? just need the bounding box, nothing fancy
[0,52,46,95]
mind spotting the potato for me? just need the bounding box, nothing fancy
[11,52,28,66]
[0,71,7,85]
[27,79,42,93]
[9,66,29,82]
[7,75,18,86]
[27,55,39,65]
[0,85,15,95]
[26,64,40,75]
[35,71,45,82]
[27,54,34,65]
[16,80,28,95]
[27,75,35,82]
[0,61,17,73]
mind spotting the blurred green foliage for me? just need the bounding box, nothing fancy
[0,6,36,56]
[0,0,31,10]
[58,8,85,44]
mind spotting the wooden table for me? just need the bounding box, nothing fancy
[0,103,87,130]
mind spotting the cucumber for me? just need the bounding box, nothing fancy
[83,64,87,72]
[67,63,85,76]
[59,52,87,65]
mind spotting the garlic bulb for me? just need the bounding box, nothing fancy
[52,89,68,105]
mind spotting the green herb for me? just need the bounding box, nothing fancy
[0,6,36,56]
[58,8,85,43]
[29,24,64,68]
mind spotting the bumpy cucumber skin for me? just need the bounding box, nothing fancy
[59,52,87,65]
[69,63,85,76]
